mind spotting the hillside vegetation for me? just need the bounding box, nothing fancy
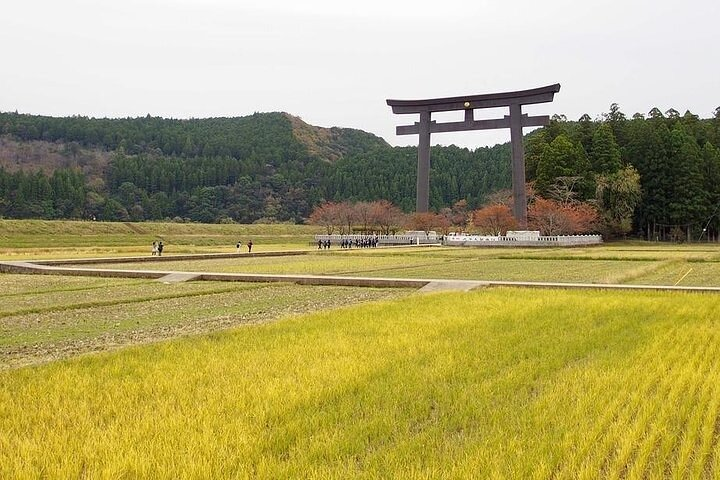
[0,111,515,222]
[1,106,719,240]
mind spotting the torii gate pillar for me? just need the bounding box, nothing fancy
[387,84,560,229]
[509,102,526,227]
[417,111,431,213]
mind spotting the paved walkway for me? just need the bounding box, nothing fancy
[1,253,719,294]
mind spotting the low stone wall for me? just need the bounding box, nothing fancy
[444,234,603,247]
[314,233,602,247]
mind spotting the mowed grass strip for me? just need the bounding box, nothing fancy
[1,288,719,478]
[77,251,453,277]
[79,244,720,286]
[0,274,146,297]
[625,260,720,287]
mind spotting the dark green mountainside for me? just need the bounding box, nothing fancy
[0,111,511,222]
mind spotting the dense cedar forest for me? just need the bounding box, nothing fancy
[1,106,719,239]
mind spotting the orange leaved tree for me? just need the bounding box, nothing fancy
[470,204,518,235]
[308,202,342,234]
[528,198,598,235]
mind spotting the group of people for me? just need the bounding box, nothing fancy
[317,236,379,249]
[151,241,164,256]
[341,236,379,249]
[236,240,253,253]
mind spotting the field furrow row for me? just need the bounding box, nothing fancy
[563,324,688,479]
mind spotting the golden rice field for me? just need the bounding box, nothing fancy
[2,288,720,478]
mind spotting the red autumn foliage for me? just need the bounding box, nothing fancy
[370,200,405,235]
[308,200,407,234]
[528,198,599,235]
[439,199,470,231]
[470,204,518,235]
[406,212,446,234]
[307,201,342,234]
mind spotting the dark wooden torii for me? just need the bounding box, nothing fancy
[387,84,560,229]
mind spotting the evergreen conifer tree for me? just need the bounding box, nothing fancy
[590,123,622,174]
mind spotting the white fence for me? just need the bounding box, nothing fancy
[313,234,439,246]
[444,234,603,247]
[314,233,602,247]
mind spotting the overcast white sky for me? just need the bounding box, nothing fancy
[2,0,718,148]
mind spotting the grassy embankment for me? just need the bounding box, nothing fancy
[2,288,720,478]
[0,219,318,259]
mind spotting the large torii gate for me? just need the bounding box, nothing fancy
[387,83,560,229]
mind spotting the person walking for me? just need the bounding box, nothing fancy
[157,241,164,256]
[236,241,242,253]
[151,241,158,256]
[247,240,253,253]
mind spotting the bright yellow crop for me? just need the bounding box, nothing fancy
[2,288,719,478]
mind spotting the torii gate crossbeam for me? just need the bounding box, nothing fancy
[387,83,560,229]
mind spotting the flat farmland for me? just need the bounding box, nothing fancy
[76,245,720,286]
[3,220,720,478]
[0,273,410,369]
[2,288,720,478]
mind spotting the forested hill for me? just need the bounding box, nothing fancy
[3,106,718,235]
[0,111,511,222]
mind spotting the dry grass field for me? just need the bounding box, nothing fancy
[0,219,317,260]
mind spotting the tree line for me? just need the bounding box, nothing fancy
[308,193,599,238]
[523,105,720,239]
